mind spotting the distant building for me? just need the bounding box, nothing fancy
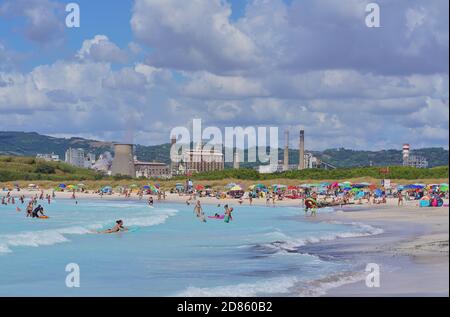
[36,153,60,162]
[258,153,335,174]
[134,160,171,179]
[402,143,428,168]
[65,148,96,168]
[171,141,224,175]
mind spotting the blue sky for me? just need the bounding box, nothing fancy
[0,0,448,150]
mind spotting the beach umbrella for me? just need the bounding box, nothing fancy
[59,184,66,188]
[195,185,205,191]
[77,183,85,187]
[130,184,138,188]
[229,185,243,191]
[226,183,237,189]
[440,183,449,191]
[288,185,298,190]
[320,182,331,187]
[143,185,150,189]
[101,186,112,193]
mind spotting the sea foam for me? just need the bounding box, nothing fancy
[0,208,178,254]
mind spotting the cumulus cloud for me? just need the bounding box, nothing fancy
[0,0,65,45]
[131,0,260,73]
[77,35,129,64]
[0,0,448,150]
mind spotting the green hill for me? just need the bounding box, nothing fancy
[0,156,104,182]
[0,131,448,168]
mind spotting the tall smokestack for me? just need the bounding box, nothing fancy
[299,130,305,170]
[283,130,289,171]
[233,151,240,169]
[402,143,410,166]
[111,143,135,177]
[170,135,177,175]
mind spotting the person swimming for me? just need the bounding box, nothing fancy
[97,220,128,234]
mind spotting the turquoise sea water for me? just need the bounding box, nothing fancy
[0,198,382,296]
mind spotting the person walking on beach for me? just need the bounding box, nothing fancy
[398,190,404,206]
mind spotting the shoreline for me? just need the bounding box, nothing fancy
[307,206,449,296]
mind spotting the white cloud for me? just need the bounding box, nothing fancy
[77,35,128,64]
[131,0,260,73]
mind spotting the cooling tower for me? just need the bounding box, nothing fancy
[283,130,289,171]
[299,130,305,170]
[111,143,135,177]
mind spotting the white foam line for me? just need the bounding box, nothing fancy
[298,272,366,297]
[0,208,179,254]
[177,276,300,297]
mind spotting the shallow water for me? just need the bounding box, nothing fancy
[0,198,382,296]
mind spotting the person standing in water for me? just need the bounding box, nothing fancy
[194,201,206,222]
[224,205,233,223]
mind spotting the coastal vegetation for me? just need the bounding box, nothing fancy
[0,156,103,182]
[0,156,448,190]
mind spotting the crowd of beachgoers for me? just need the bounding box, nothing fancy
[2,180,449,210]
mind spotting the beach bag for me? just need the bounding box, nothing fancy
[431,199,438,207]
[419,200,430,207]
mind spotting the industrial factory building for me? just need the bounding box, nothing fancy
[110,143,171,178]
[402,144,429,168]
[65,148,96,168]
[259,129,335,173]
[135,160,171,179]
[170,139,224,175]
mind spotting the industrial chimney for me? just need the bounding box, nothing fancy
[299,130,305,170]
[111,143,135,177]
[233,151,240,169]
[402,143,410,166]
[283,130,289,171]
